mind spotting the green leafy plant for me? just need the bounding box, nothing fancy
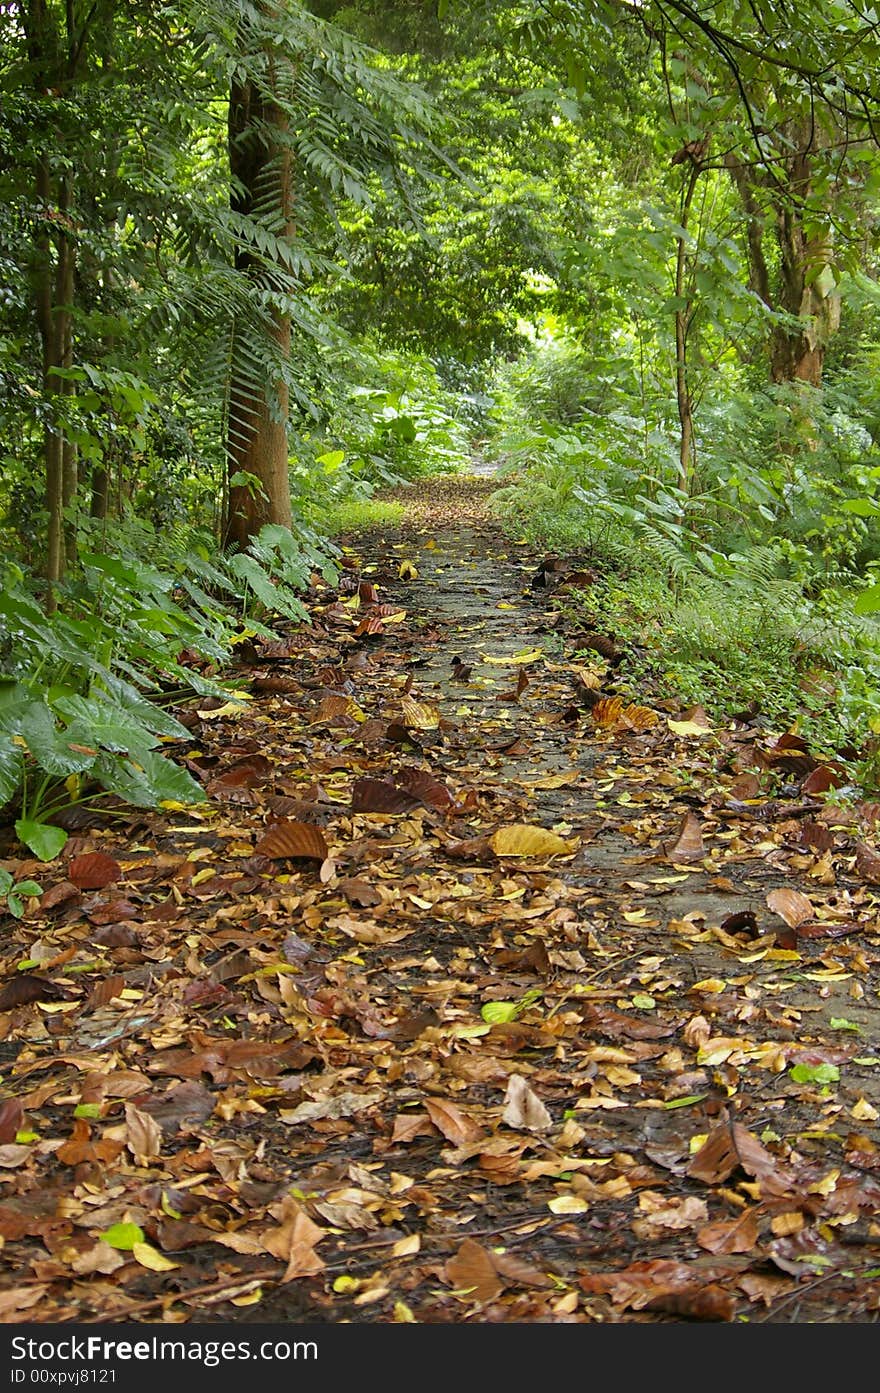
[0,868,42,920]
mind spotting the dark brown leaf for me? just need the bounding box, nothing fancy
[0,975,71,1011]
[67,852,121,890]
[254,818,329,861]
[395,766,454,811]
[351,778,421,814]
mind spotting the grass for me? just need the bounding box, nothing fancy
[324,498,407,535]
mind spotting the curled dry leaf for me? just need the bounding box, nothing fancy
[765,887,814,927]
[665,811,704,862]
[400,696,440,730]
[502,1074,552,1132]
[254,819,329,862]
[424,1097,485,1146]
[490,825,576,859]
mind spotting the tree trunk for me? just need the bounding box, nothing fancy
[27,0,79,606]
[223,45,294,552]
[674,162,700,494]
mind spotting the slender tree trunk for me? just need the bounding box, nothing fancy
[674,162,700,493]
[223,38,294,552]
[27,0,79,606]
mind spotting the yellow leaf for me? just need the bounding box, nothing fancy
[770,1212,804,1237]
[132,1242,178,1272]
[692,978,727,993]
[548,1195,589,1215]
[190,866,216,887]
[400,697,440,730]
[230,1289,263,1307]
[197,700,248,720]
[851,1098,879,1121]
[490,825,577,858]
[398,560,419,580]
[667,717,714,736]
[392,1233,421,1257]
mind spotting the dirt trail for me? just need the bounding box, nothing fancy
[4,474,880,1325]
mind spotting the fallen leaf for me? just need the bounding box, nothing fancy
[502,1074,552,1132]
[490,825,576,858]
[444,1238,503,1303]
[665,812,704,861]
[254,819,329,861]
[424,1097,485,1146]
[67,851,122,890]
[766,888,813,927]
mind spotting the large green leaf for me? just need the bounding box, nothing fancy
[95,749,206,809]
[15,701,97,777]
[53,693,161,755]
[15,820,68,862]
[0,737,22,808]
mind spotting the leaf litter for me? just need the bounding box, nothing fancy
[3,476,880,1323]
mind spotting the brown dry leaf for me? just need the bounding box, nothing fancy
[687,1120,791,1193]
[124,1103,163,1166]
[854,842,880,884]
[260,1196,326,1282]
[501,1074,552,1132]
[67,852,121,890]
[766,887,814,927]
[444,1238,504,1303]
[0,1099,23,1144]
[424,1097,485,1146]
[696,1209,760,1254]
[395,765,454,810]
[490,825,576,859]
[592,696,624,729]
[619,704,659,730]
[351,778,421,814]
[0,1285,48,1321]
[665,811,705,861]
[254,819,329,862]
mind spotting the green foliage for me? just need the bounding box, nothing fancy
[0,514,336,857]
[0,869,42,921]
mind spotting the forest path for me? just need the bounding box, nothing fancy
[6,475,880,1325]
